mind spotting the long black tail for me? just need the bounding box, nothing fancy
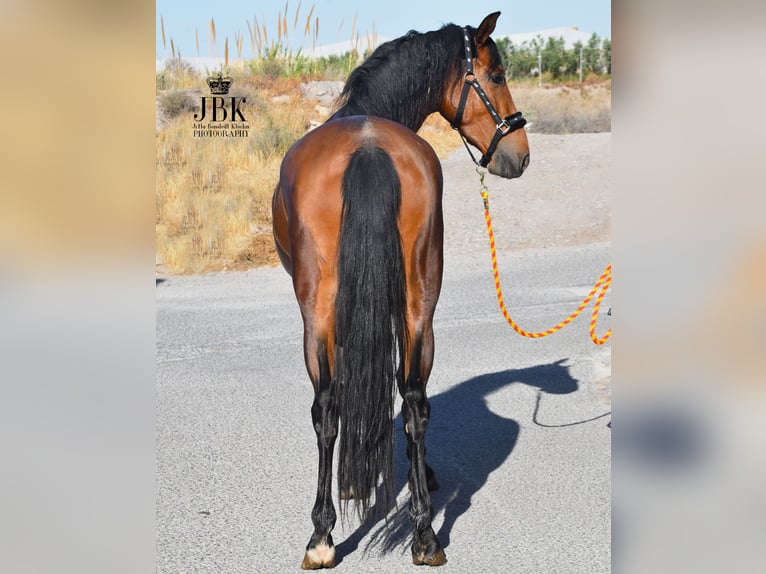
[335,146,406,521]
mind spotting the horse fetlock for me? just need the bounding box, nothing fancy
[310,505,336,533]
[408,501,434,532]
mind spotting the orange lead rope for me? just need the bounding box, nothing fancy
[478,170,612,345]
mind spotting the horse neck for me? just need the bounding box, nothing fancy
[331,27,462,131]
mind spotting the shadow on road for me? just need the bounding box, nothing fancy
[336,360,581,562]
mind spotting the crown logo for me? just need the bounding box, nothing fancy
[206,73,233,95]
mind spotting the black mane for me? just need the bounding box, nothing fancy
[329,24,472,131]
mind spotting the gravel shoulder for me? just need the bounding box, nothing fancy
[441,132,611,256]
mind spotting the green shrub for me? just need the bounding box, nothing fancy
[250,113,298,159]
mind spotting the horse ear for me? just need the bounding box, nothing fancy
[476,12,501,46]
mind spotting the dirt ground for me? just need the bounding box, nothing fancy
[439,132,611,258]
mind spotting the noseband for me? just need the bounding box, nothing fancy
[450,27,527,168]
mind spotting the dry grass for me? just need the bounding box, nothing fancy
[418,113,463,158]
[513,79,611,133]
[156,79,610,274]
[156,77,311,274]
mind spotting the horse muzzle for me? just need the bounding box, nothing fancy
[488,149,530,179]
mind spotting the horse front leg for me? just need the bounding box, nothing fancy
[301,342,339,570]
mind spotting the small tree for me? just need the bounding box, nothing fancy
[584,33,602,75]
[601,38,612,74]
[542,36,578,80]
[495,36,512,70]
[514,41,539,79]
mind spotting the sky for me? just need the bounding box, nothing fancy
[156,0,610,60]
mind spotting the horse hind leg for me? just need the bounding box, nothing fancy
[404,423,440,492]
[301,340,339,570]
[401,376,439,494]
[400,333,447,566]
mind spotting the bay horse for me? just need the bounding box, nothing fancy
[271,12,529,569]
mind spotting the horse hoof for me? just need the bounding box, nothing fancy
[412,548,447,566]
[301,544,336,569]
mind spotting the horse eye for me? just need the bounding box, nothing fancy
[491,74,506,86]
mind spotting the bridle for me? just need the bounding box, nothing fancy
[450,27,527,168]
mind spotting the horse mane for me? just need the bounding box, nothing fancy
[331,24,490,131]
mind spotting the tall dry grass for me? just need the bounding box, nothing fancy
[160,4,382,85]
[156,78,312,273]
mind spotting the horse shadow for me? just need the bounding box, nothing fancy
[335,359,581,562]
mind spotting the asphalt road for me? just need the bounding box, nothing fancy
[157,136,612,573]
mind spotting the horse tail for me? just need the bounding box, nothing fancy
[335,145,406,521]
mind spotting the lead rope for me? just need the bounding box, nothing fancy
[478,169,612,345]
